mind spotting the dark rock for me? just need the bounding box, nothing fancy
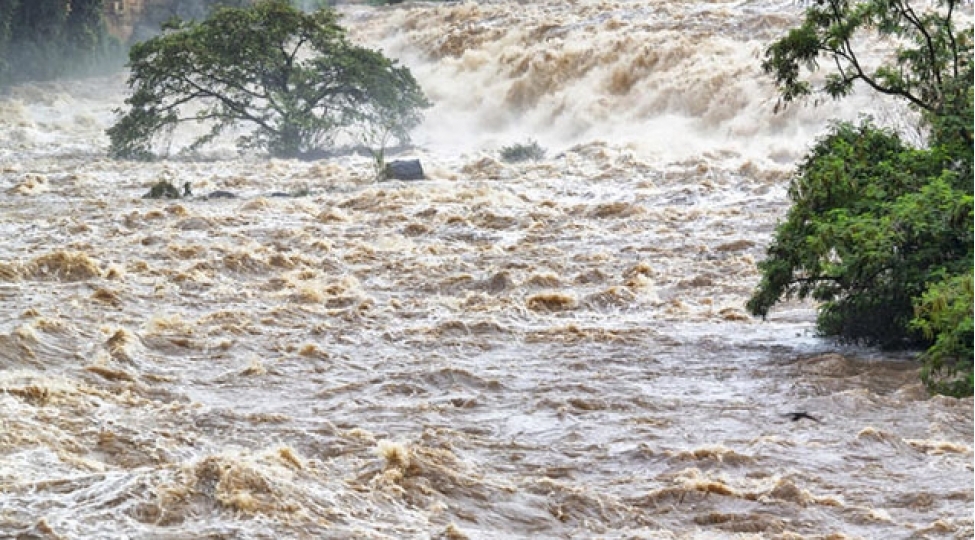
[207,190,237,199]
[384,159,425,181]
[143,180,181,199]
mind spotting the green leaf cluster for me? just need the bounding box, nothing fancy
[912,271,974,395]
[748,121,972,337]
[107,0,430,160]
[752,0,973,396]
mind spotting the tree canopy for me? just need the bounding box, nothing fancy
[750,0,973,396]
[107,0,430,160]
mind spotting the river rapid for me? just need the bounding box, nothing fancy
[0,0,972,538]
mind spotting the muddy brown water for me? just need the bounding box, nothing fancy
[0,1,972,538]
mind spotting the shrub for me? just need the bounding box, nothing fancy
[912,271,974,397]
[747,121,973,350]
[499,139,546,163]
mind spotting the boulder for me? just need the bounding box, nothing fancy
[143,180,186,199]
[384,159,424,181]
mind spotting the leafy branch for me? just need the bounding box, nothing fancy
[763,0,973,144]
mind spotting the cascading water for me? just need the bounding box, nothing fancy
[0,1,970,538]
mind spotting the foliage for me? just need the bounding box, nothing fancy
[762,0,972,144]
[0,0,123,86]
[499,139,546,163]
[747,121,972,342]
[108,0,430,160]
[752,0,973,396]
[911,271,974,396]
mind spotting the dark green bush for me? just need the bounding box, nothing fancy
[499,139,546,163]
[748,121,972,339]
[912,271,974,396]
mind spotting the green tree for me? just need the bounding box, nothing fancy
[107,0,430,160]
[750,0,973,395]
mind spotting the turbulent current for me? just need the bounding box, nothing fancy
[0,0,972,538]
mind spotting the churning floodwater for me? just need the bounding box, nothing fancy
[0,0,972,538]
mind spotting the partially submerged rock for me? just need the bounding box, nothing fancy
[384,159,424,181]
[143,180,191,199]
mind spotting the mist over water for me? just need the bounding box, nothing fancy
[345,0,918,163]
[0,1,972,539]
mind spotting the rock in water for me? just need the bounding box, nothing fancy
[143,180,181,199]
[384,159,424,181]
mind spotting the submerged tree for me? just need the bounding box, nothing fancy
[749,0,973,395]
[107,0,430,160]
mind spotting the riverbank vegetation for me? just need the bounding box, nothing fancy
[0,1,332,88]
[0,0,124,86]
[749,0,973,396]
[107,0,429,159]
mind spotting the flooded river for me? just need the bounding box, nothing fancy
[0,0,972,538]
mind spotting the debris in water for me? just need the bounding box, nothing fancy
[143,180,188,199]
[782,412,821,423]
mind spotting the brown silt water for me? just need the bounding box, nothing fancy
[0,1,971,538]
